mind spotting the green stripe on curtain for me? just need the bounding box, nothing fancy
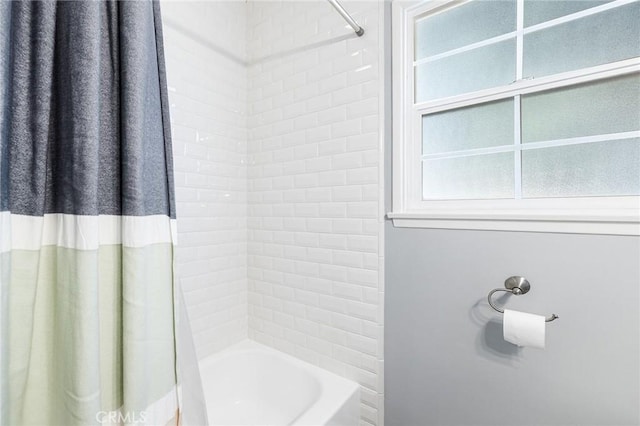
[4,243,176,425]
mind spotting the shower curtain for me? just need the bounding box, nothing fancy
[0,1,206,425]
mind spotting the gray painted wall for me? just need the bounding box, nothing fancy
[384,225,640,425]
[382,4,640,424]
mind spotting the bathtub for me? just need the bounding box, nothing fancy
[198,340,360,425]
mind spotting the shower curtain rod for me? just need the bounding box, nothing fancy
[327,0,364,37]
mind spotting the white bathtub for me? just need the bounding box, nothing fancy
[198,340,360,426]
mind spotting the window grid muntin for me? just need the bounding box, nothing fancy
[514,94,522,198]
[419,68,640,200]
[413,0,638,106]
[420,70,640,163]
[420,130,640,161]
[413,0,634,68]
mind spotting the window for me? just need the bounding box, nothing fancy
[390,0,640,234]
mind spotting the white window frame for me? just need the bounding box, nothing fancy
[389,0,640,235]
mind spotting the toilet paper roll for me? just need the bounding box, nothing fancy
[503,309,545,349]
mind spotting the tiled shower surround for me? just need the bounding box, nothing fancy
[163,2,384,425]
[247,2,384,425]
[163,1,249,357]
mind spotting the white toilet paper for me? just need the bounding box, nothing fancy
[503,309,546,349]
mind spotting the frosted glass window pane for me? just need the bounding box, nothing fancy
[422,153,514,200]
[524,0,611,27]
[415,40,516,102]
[521,74,640,143]
[415,1,516,59]
[522,139,640,198]
[422,99,514,155]
[523,3,640,78]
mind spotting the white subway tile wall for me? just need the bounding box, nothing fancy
[247,2,384,425]
[162,1,249,359]
[162,1,384,424]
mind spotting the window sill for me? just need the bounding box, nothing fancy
[387,211,640,235]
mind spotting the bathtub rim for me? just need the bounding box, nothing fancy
[199,339,361,425]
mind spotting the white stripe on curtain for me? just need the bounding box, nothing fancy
[0,212,177,253]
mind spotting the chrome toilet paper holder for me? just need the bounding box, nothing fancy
[487,276,559,322]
